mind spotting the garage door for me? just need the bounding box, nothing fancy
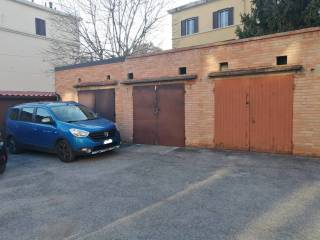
[95,90,115,122]
[133,84,185,147]
[78,89,116,122]
[215,79,250,151]
[78,91,95,110]
[215,75,293,154]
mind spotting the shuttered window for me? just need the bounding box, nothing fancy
[181,17,199,36]
[35,18,46,36]
[213,7,234,29]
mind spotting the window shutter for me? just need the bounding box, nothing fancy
[35,19,40,35]
[228,7,234,26]
[194,17,199,33]
[181,20,186,36]
[213,12,218,29]
[35,18,46,36]
[42,20,46,36]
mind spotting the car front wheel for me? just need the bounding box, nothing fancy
[56,140,75,163]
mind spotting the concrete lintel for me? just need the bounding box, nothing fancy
[121,75,197,85]
[208,65,303,78]
[74,80,118,89]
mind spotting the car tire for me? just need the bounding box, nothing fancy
[56,140,76,163]
[7,137,22,154]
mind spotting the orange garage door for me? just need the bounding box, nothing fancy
[215,75,293,154]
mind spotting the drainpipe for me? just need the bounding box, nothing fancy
[55,93,61,102]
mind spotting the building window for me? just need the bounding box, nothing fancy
[35,18,46,36]
[181,17,199,36]
[213,8,234,29]
[220,62,229,71]
[277,56,288,65]
[179,67,187,75]
[128,73,134,80]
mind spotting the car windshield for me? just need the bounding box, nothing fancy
[50,105,98,123]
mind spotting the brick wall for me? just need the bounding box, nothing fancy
[55,27,320,156]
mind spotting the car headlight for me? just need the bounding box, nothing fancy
[114,123,120,131]
[0,141,4,147]
[69,128,89,138]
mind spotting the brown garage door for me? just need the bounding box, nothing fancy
[95,89,116,122]
[133,84,185,147]
[133,85,157,145]
[78,91,95,110]
[215,79,250,151]
[249,75,293,153]
[215,75,293,154]
[78,89,116,122]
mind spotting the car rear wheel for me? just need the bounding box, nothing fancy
[7,137,22,154]
[56,140,75,163]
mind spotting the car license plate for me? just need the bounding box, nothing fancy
[103,139,113,145]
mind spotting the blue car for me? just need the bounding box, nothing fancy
[5,102,121,162]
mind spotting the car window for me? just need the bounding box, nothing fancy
[51,105,97,123]
[20,108,34,122]
[9,108,19,121]
[35,108,52,123]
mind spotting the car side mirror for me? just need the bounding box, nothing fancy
[41,117,54,125]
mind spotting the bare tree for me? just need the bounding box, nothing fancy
[48,0,167,64]
[132,42,162,56]
[45,11,81,66]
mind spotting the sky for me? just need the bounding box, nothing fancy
[30,0,195,49]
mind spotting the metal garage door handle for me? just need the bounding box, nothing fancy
[246,93,250,105]
[153,108,159,114]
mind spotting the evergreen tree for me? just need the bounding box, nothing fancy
[236,0,320,38]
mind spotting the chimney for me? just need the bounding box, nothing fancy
[49,2,53,8]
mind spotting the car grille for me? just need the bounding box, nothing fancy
[89,128,116,141]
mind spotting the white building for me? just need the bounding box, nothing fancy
[0,0,79,94]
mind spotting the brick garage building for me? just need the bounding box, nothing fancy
[55,27,320,156]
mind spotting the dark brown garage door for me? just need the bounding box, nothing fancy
[133,84,185,147]
[78,91,95,110]
[215,75,293,154]
[78,89,116,122]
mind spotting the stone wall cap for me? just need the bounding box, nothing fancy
[56,57,125,72]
